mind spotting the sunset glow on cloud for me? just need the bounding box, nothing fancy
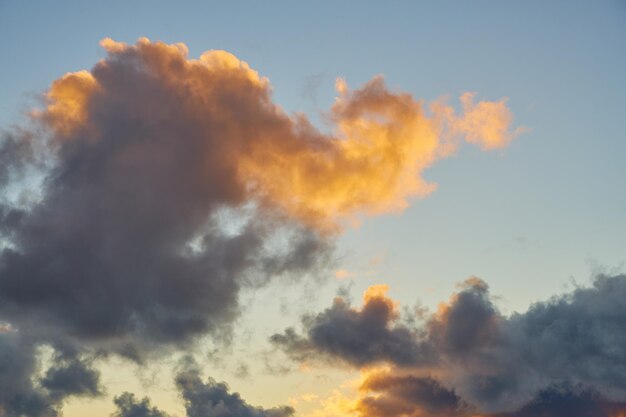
[1,3,625,417]
[40,38,520,232]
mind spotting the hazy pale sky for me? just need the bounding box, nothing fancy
[1,2,625,417]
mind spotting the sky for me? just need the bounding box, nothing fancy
[0,1,625,417]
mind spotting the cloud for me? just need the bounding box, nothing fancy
[41,357,101,401]
[0,37,520,415]
[492,384,626,417]
[0,332,53,417]
[111,366,626,417]
[176,368,295,417]
[0,37,339,363]
[0,331,102,417]
[112,361,293,417]
[352,375,626,417]
[112,393,171,417]
[357,373,470,417]
[271,285,431,367]
[0,38,518,353]
[273,274,626,414]
[453,92,522,150]
[0,131,35,187]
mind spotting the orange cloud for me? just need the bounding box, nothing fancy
[455,92,523,150]
[40,38,522,234]
[41,70,99,136]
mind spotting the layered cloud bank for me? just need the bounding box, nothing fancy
[0,38,520,416]
[272,275,626,416]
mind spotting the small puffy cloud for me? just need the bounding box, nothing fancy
[41,358,101,401]
[112,361,293,417]
[112,393,171,417]
[271,285,430,367]
[454,92,523,150]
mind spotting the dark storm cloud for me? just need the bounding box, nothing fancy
[273,274,626,414]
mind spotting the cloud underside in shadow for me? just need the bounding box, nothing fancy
[273,274,626,415]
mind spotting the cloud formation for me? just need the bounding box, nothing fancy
[273,274,626,415]
[492,385,626,417]
[0,330,101,417]
[112,393,170,417]
[112,362,293,417]
[270,285,431,367]
[357,373,469,417]
[0,38,338,363]
[0,37,520,415]
[175,367,294,417]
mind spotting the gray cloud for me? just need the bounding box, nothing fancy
[0,39,333,363]
[41,357,101,401]
[492,384,626,417]
[358,374,469,417]
[355,376,626,417]
[175,368,294,417]
[0,332,53,417]
[270,293,431,367]
[0,331,101,417]
[0,130,38,188]
[111,361,292,417]
[273,274,626,413]
[112,393,170,417]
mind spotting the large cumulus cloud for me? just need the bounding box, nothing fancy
[0,37,519,415]
[273,274,626,415]
[0,38,335,360]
